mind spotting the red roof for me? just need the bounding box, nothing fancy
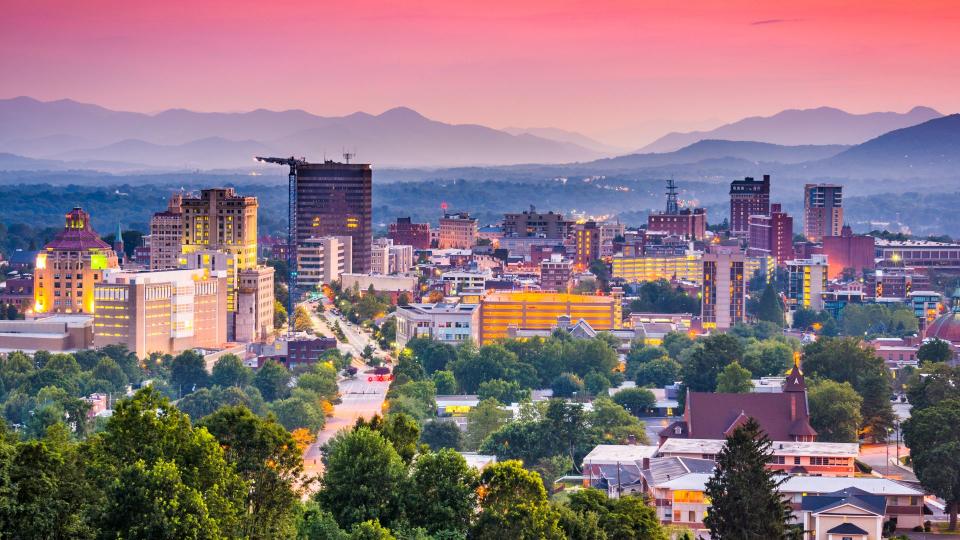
[684,392,814,440]
[44,207,112,252]
[926,311,960,344]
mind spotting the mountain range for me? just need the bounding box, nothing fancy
[0,97,604,168]
[0,97,956,179]
[639,106,943,153]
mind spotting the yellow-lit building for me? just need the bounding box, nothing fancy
[611,253,703,284]
[478,291,621,344]
[787,254,829,312]
[33,207,120,315]
[180,188,258,307]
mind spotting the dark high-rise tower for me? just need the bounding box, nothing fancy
[296,160,373,273]
[803,183,843,242]
[729,175,771,236]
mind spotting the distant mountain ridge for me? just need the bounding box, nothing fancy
[584,139,849,170]
[0,97,604,168]
[640,106,942,153]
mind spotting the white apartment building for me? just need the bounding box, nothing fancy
[297,236,353,289]
[395,301,480,347]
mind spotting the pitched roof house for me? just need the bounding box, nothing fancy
[659,364,816,443]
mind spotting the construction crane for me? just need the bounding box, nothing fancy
[256,156,306,335]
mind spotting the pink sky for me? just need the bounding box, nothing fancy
[2,0,959,146]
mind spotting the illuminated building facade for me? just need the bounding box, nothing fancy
[438,212,478,249]
[611,253,703,284]
[478,291,621,344]
[574,221,601,269]
[297,236,353,289]
[820,225,875,279]
[747,203,795,265]
[803,184,843,242]
[701,246,745,330]
[180,188,258,280]
[786,254,829,312]
[729,175,771,236]
[149,194,184,270]
[92,268,227,357]
[296,161,372,273]
[33,207,119,315]
[236,266,276,343]
[503,206,571,239]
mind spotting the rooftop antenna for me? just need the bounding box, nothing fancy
[665,178,679,215]
[343,151,356,164]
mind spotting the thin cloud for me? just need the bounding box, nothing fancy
[751,18,803,26]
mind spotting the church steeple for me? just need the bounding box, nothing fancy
[783,352,807,393]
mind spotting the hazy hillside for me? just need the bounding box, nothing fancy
[640,106,942,152]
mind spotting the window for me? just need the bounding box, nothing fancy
[688,511,696,523]
[794,457,801,465]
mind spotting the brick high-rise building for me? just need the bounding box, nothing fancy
[296,161,373,273]
[33,207,119,315]
[149,194,184,270]
[503,206,572,239]
[730,175,771,236]
[540,254,573,292]
[748,203,795,264]
[701,245,746,330]
[647,180,707,240]
[803,184,843,242]
[388,217,431,249]
[574,221,601,269]
[180,187,259,279]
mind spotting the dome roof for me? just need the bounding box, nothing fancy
[925,310,960,344]
[44,207,112,252]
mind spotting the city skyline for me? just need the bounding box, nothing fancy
[3,0,959,146]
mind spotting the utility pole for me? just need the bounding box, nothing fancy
[256,156,306,335]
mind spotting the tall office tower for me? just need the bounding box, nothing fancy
[179,188,258,313]
[438,212,479,249]
[729,175,771,236]
[388,217,431,249]
[502,206,572,239]
[574,221,601,269]
[803,184,843,242]
[747,203,795,264]
[295,161,373,273]
[786,254,829,312]
[33,207,120,315]
[701,245,746,330]
[149,194,184,270]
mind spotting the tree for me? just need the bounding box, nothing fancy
[450,344,519,393]
[210,354,253,388]
[918,338,954,365]
[567,488,668,540]
[200,406,306,538]
[408,338,457,375]
[742,339,795,377]
[92,357,129,393]
[274,300,288,329]
[294,305,314,332]
[298,363,340,403]
[405,449,479,535]
[271,397,325,432]
[590,396,648,444]
[611,388,655,416]
[472,460,564,540]
[807,379,862,443]
[802,337,895,440]
[680,334,743,392]
[662,331,695,359]
[254,360,292,402]
[91,387,246,537]
[904,399,960,530]
[634,357,682,388]
[464,398,509,451]
[907,364,960,411]
[297,503,348,540]
[380,413,421,464]
[431,370,458,395]
[754,283,784,326]
[550,373,585,398]
[170,350,209,395]
[583,371,611,397]
[420,419,463,451]
[315,427,406,529]
[703,418,793,539]
[478,378,529,404]
[715,361,753,393]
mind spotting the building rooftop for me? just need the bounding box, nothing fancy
[582,444,659,464]
[655,473,923,496]
[397,302,479,316]
[874,238,960,248]
[657,438,857,457]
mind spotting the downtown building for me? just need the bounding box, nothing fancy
[803,184,843,242]
[701,245,746,330]
[503,206,572,239]
[786,254,829,312]
[370,238,414,275]
[729,175,770,236]
[149,194,184,270]
[478,291,622,344]
[296,236,353,290]
[34,207,120,315]
[296,160,373,273]
[820,225,875,279]
[388,217,431,250]
[92,268,228,358]
[648,181,707,241]
[747,203,795,264]
[438,212,479,249]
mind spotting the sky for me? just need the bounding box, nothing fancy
[2,0,959,147]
